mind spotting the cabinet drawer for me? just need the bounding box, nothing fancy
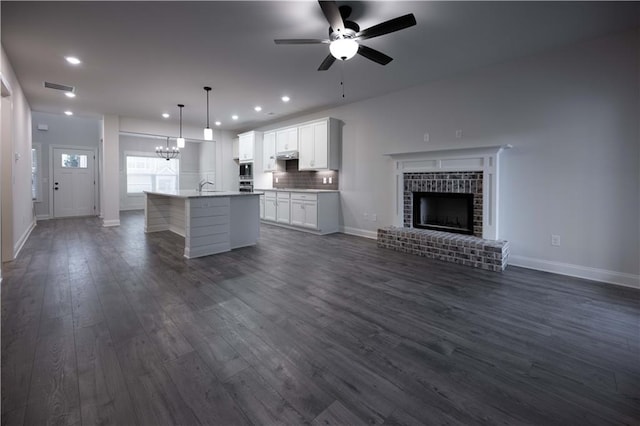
[291,192,318,202]
[190,197,230,208]
[277,192,290,200]
[264,191,277,199]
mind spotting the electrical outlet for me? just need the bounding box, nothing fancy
[328,177,332,184]
[455,129,463,139]
[551,235,561,247]
[371,214,377,222]
[424,132,430,142]
[275,177,279,183]
[322,177,327,184]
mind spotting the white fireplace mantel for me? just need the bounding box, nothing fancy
[385,144,512,240]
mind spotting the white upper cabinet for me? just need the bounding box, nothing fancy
[298,118,340,170]
[262,131,277,172]
[276,127,298,153]
[238,131,256,162]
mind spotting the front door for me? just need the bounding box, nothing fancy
[53,148,95,218]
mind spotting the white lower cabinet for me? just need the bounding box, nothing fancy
[259,194,265,219]
[260,190,339,235]
[276,192,290,224]
[290,193,318,228]
[264,192,277,221]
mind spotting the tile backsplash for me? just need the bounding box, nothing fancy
[272,160,339,190]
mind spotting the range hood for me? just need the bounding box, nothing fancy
[276,150,298,160]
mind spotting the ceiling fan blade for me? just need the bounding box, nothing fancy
[356,13,416,40]
[357,45,393,65]
[319,0,345,33]
[274,39,329,45]
[318,54,336,71]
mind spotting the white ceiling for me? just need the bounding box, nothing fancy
[2,1,638,132]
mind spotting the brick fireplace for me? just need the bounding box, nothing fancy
[405,171,483,237]
[378,145,512,271]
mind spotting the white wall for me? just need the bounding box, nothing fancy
[1,46,34,265]
[251,29,639,287]
[219,133,240,191]
[31,112,101,218]
[199,141,216,187]
[102,115,120,226]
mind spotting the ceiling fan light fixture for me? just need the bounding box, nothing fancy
[329,38,358,61]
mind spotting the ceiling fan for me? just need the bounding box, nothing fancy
[275,1,417,71]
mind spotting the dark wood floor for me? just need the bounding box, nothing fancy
[2,211,639,426]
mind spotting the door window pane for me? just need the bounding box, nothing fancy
[61,153,88,168]
[32,147,41,200]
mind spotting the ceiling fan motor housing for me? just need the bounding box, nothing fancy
[329,20,360,39]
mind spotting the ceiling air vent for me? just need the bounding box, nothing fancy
[44,81,75,93]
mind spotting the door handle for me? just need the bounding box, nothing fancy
[54,187,59,191]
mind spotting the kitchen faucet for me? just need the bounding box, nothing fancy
[197,179,215,192]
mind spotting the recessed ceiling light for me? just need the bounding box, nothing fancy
[232,115,238,120]
[215,121,221,126]
[64,111,73,116]
[65,92,76,98]
[162,113,170,118]
[254,106,262,112]
[281,96,290,102]
[65,56,81,65]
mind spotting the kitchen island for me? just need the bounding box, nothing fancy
[144,190,260,259]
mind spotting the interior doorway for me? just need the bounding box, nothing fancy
[52,147,96,218]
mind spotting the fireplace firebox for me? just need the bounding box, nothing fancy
[412,192,474,235]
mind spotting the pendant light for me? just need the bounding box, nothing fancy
[203,86,213,141]
[155,136,179,161]
[176,104,185,148]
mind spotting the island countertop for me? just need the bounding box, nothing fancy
[144,190,259,199]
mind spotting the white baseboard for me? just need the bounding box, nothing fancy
[36,214,50,220]
[509,255,640,289]
[341,226,378,240]
[14,219,36,259]
[102,219,120,227]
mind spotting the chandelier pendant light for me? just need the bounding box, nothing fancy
[203,87,213,141]
[177,104,186,148]
[156,136,179,161]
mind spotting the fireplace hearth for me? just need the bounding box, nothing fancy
[413,192,474,235]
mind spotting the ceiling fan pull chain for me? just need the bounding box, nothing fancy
[341,61,345,98]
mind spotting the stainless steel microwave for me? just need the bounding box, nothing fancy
[239,163,253,179]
